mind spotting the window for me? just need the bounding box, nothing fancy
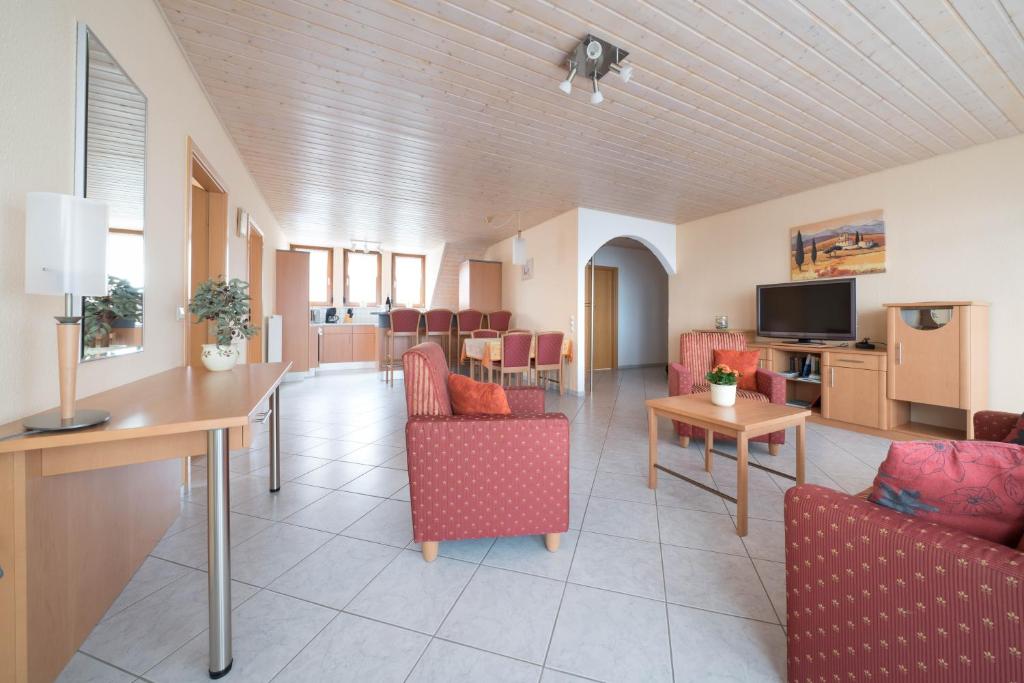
[107,228,144,287]
[344,249,382,306]
[391,253,426,308]
[290,245,333,305]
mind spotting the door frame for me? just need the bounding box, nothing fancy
[246,216,265,363]
[585,264,618,372]
[184,137,229,366]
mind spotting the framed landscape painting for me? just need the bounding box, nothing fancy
[790,209,886,281]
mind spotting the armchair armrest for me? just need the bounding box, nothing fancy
[405,413,570,543]
[973,410,1018,442]
[668,362,694,396]
[785,485,1024,682]
[503,386,545,415]
[755,368,786,404]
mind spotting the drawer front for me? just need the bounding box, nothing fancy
[321,325,352,336]
[351,325,376,335]
[824,352,884,371]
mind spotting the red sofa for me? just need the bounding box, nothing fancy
[402,342,570,561]
[668,331,787,452]
[785,411,1024,682]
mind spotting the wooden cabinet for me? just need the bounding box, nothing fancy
[822,364,884,429]
[275,250,310,373]
[352,326,377,361]
[317,325,379,363]
[885,302,988,437]
[458,260,502,312]
[321,326,352,363]
[308,327,321,369]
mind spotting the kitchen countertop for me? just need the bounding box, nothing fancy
[309,321,378,327]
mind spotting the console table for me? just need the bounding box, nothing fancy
[0,362,290,682]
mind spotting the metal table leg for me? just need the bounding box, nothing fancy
[269,387,281,493]
[207,427,233,678]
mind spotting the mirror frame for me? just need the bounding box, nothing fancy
[76,23,148,361]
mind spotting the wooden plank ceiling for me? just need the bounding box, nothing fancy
[158,0,1024,248]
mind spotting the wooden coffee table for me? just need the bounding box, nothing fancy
[645,393,811,536]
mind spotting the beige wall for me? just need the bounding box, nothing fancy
[486,209,580,392]
[670,134,1024,412]
[0,0,288,424]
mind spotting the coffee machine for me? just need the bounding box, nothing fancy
[326,307,339,323]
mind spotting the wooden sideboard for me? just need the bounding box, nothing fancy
[314,324,378,364]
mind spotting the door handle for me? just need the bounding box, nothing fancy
[896,342,903,365]
[830,367,835,388]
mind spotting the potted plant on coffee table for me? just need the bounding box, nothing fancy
[188,277,259,371]
[706,363,741,407]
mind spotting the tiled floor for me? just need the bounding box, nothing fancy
[60,367,893,682]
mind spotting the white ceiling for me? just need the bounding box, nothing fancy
[158,0,1024,248]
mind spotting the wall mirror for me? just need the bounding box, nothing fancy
[77,24,147,361]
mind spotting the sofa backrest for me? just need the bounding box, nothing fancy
[679,331,747,376]
[402,342,453,416]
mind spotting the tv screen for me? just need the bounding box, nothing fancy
[757,279,856,342]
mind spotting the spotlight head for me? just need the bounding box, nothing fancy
[590,77,604,105]
[619,63,634,82]
[559,79,573,95]
[586,40,603,61]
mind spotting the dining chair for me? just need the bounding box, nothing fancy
[496,332,533,386]
[385,308,421,386]
[469,329,499,380]
[455,309,484,371]
[534,331,565,396]
[423,309,455,367]
[487,310,512,333]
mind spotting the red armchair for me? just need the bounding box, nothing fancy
[785,484,1023,682]
[402,342,570,561]
[668,331,787,453]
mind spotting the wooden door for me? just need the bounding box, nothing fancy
[276,250,310,372]
[352,328,377,361]
[185,146,228,367]
[0,455,17,683]
[888,306,961,408]
[308,327,320,368]
[246,226,264,363]
[188,186,210,368]
[823,366,880,428]
[321,329,352,362]
[585,265,617,371]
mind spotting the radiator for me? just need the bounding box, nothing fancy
[266,314,282,363]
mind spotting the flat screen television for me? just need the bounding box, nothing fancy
[756,278,856,343]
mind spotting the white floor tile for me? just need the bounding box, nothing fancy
[284,490,382,533]
[582,497,660,542]
[483,531,580,581]
[407,639,541,683]
[667,604,786,682]
[568,531,665,600]
[661,545,778,622]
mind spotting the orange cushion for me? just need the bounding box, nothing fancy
[447,374,511,416]
[712,349,759,391]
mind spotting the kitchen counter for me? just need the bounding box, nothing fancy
[309,320,378,327]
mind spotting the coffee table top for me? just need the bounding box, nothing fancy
[645,393,811,433]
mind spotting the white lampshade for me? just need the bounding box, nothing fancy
[25,192,108,297]
[512,235,527,265]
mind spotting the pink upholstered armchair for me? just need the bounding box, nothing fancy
[668,331,786,454]
[402,342,569,562]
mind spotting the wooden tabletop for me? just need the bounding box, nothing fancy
[0,363,291,453]
[645,393,811,432]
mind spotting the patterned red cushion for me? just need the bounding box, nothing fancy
[1003,412,1024,445]
[712,349,759,391]
[868,440,1024,545]
[447,374,511,416]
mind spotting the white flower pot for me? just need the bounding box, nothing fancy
[710,382,737,407]
[201,344,239,372]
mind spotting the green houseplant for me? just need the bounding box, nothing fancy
[188,277,259,371]
[83,276,143,346]
[706,363,741,407]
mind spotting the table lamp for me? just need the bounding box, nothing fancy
[23,192,111,431]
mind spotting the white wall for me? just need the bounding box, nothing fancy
[592,245,668,367]
[485,209,580,392]
[670,134,1024,411]
[0,0,288,423]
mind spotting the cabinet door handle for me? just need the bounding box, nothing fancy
[896,342,903,365]
[830,367,835,387]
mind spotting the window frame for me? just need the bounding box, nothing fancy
[343,248,383,307]
[391,252,426,309]
[290,244,333,306]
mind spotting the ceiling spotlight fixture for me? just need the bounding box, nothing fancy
[590,74,603,105]
[556,34,632,105]
[558,62,577,94]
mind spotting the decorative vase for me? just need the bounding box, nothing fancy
[714,314,729,330]
[201,344,239,372]
[710,382,737,407]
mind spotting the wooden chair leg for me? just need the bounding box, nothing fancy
[544,533,560,552]
[769,443,781,456]
[421,541,438,562]
[679,435,690,448]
